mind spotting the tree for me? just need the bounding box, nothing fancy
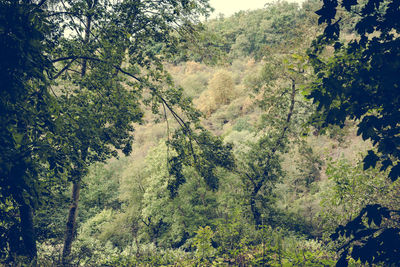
[238,53,310,227]
[319,157,394,234]
[0,1,59,263]
[309,0,400,181]
[195,69,235,116]
[54,22,143,262]
[43,0,229,264]
[1,0,235,264]
[308,0,400,265]
[209,70,235,106]
[206,1,310,60]
[140,142,219,248]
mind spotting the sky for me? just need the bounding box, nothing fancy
[208,0,305,18]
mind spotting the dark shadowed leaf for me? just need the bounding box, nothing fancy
[363,150,379,170]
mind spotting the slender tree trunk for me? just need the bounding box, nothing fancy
[61,5,93,263]
[250,193,262,227]
[276,78,296,149]
[18,201,37,264]
[248,78,297,227]
[61,180,81,265]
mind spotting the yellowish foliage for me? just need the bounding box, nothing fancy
[184,61,205,74]
[208,70,235,106]
[246,58,256,68]
[195,89,216,117]
[194,70,237,117]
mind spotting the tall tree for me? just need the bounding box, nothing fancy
[239,53,310,227]
[308,0,400,265]
[44,0,217,263]
[1,0,235,264]
[0,1,59,263]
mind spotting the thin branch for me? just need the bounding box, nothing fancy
[52,58,78,80]
[52,56,77,63]
[245,172,257,189]
[37,0,47,7]
[51,54,199,165]
[46,11,78,17]
[65,68,81,75]
[60,0,84,40]
[49,84,58,98]
[162,101,170,159]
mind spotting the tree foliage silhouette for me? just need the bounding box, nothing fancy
[308,0,400,265]
[0,1,57,262]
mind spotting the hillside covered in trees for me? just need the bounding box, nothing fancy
[1,0,399,266]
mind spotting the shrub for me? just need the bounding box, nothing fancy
[193,226,215,263]
[208,70,235,106]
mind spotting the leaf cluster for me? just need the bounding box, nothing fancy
[310,1,400,265]
[332,204,400,266]
[309,0,400,180]
[167,126,235,197]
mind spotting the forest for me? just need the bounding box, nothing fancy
[0,0,399,266]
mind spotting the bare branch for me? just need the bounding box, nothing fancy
[52,58,78,80]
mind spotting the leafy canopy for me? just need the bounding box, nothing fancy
[309,0,400,181]
[308,0,400,265]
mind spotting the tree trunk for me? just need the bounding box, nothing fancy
[61,181,81,265]
[61,6,92,264]
[250,192,262,227]
[18,201,37,264]
[10,163,38,264]
[248,79,297,228]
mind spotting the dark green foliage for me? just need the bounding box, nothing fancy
[239,135,283,226]
[309,0,400,180]
[237,51,311,227]
[0,0,59,262]
[56,66,144,173]
[139,142,222,249]
[332,204,400,266]
[4,0,398,265]
[0,0,52,96]
[309,0,400,265]
[167,127,235,197]
[34,182,70,243]
[0,0,219,263]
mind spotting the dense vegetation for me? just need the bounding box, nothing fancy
[1,0,399,266]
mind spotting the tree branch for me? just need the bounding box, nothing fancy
[52,58,78,80]
[37,0,47,7]
[51,54,199,164]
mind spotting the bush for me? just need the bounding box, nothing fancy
[193,226,215,263]
[208,70,235,106]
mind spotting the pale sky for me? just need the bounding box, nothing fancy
[208,0,306,18]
